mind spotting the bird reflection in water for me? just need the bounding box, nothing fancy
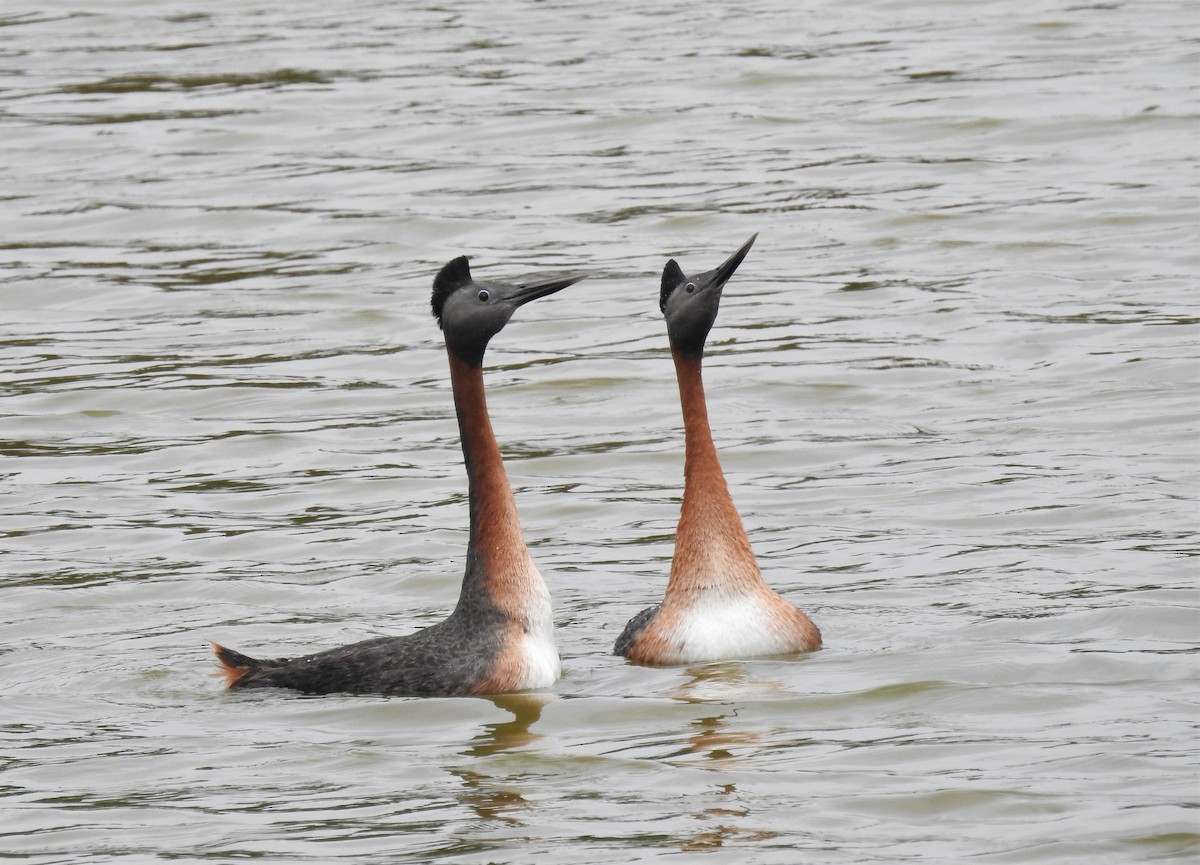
[463,693,547,757]
[670,664,800,852]
[450,693,548,824]
[672,661,795,706]
[672,665,769,765]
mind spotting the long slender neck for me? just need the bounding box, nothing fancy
[447,350,534,610]
[667,351,761,593]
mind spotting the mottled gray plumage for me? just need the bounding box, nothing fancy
[612,604,660,658]
[214,599,507,696]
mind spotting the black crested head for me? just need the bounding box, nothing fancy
[659,234,757,358]
[429,256,587,367]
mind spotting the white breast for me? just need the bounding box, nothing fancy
[512,568,561,690]
[668,593,799,663]
[516,628,561,690]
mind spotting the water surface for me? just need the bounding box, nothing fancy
[1,1,1197,862]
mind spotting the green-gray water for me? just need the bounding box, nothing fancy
[2,1,1196,862]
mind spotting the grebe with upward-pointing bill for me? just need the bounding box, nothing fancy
[614,234,821,665]
[213,256,585,696]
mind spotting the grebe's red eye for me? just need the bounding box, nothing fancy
[685,282,696,293]
[477,289,490,302]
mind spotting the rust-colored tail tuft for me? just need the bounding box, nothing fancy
[212,642,256,689]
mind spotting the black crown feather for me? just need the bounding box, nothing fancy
[431,256,473,327]
[659,259,685,313]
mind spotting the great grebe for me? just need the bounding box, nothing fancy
[214,256,585,695]
[615,235,821,665]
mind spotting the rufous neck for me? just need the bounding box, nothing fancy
[667,351,760,592]
[447,351,528,578]
[673,352,726,498]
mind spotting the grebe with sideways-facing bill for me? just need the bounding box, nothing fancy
[614,234,821,665]
[213,256,585,696]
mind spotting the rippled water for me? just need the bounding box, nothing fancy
[2,1,1197,862]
